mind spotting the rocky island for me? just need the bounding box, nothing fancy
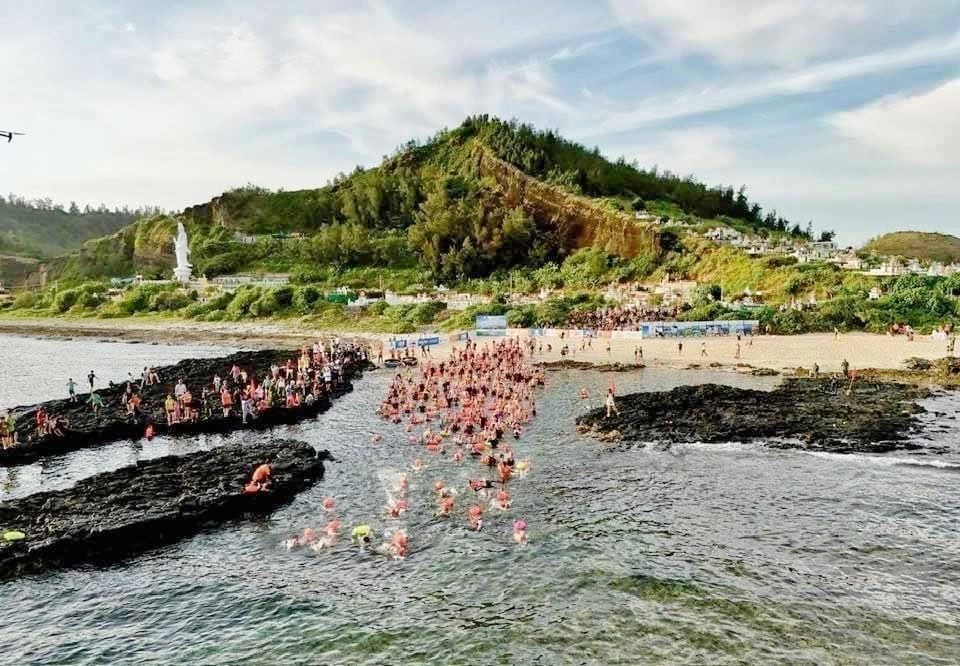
[0,439,326,578]
[577,378,933,453]
[1,348,370,466]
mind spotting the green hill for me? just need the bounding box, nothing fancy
[7,119,958,336]
[863,232,960,264]
[0,197,151,259]
[50,116,810,286]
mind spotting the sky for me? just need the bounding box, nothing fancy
[1,1,958,245]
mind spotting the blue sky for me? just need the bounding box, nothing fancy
[1,0,958,245]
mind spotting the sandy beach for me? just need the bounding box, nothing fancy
[527,330,952,374]
[0,316,952,375]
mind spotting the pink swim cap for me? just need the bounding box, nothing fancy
[514,519,527,531]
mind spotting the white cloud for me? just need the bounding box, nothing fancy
[618,126,739,175]
[0,0,958,243]
[576,29,960,139]
[826,78,960,166]
[609,0,921,67]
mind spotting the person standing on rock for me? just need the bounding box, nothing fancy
[67,378,77,402]
[220,386,233,418]
[700,342,707,357]
[87,370,96,392]
[677,341,683,356]
[841,359,850,379]
[605,388,620,418]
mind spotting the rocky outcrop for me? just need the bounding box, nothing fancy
[576,378,932,453]
[2,349,370,466]
[0,439,325,578]
[537,360,645,372]
[475,147,661,260]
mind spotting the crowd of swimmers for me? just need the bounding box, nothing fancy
[284,337,543,559]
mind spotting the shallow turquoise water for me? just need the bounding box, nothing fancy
[1,337,958,665]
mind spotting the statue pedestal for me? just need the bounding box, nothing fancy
[173,266,192,284]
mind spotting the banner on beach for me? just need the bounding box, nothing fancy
[476,315,508,330]
[475,329,506,337]
[389,339,408,349]
[529,328,546,337]
[449,332,471,343]
[581,329,598,338]
[640,320,760,337]
[417,336,440,347]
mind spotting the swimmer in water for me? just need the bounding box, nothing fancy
[311,520,340,551]
[286,527,317,550]
[322,497,336,511]
[411,459,424,473]
[467,504,484,531]
[389,530,409,559]
[351,524,374,547]
[494,489,511,511]
[436,495,455,516]
[386,497,409,518]
[579,388,589,400]
[514,459,531,478]
[371,433,383,443]
[452,448,464,463]
[513,519,527,545]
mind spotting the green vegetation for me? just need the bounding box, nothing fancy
[3,116,957,336]
[863,231,960,264]
[44,115,819,286]
[0,195,151,259]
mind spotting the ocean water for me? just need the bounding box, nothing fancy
[1,336,958,665]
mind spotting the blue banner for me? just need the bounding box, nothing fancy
[389,339,408,349]
[417,336,440,347]
[529,328,546,337]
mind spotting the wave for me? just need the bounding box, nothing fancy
[801,450,960,471]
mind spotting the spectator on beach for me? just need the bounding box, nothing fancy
[87,370,96,391]
[67,378,77,402]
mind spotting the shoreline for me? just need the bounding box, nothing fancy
[0,316,956,380]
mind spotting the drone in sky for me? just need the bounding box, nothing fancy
[0,131,25,143]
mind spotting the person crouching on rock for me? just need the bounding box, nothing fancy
[244,463,272,493]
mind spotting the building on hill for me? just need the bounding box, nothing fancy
[868,258,906,277]
[703,227,744,244]
[643,278,699,306]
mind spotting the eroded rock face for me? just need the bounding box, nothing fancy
[0,439,326,578]
[2,349,370,465]
[576,378,932,453]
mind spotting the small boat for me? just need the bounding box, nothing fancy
[401,357,419,367]
[383,359,401,369]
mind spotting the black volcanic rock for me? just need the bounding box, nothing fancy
[0,439,326,578]
[576,378,932,453]
[2,349,371,466]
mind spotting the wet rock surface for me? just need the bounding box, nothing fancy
[576,378,934,453]
[2,349,370,466]
[0,439,326,578]
[538,360,645,372]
